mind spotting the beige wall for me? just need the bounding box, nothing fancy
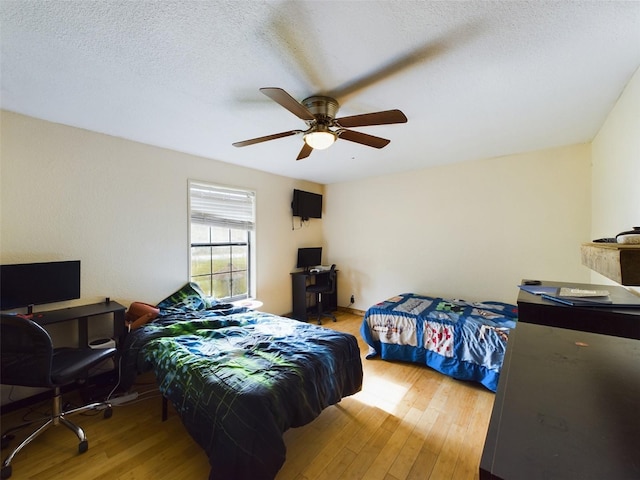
[0,111,324,316]
[590,66,640,292]
[324,144,592,307]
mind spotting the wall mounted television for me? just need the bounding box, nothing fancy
[0,260,81,310]
[292,189,322,220]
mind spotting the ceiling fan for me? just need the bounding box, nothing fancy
[232,87,408,160]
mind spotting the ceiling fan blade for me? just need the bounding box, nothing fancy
[338,129,391,149]
[232,130,301,147]
[296,143,313,160]
[336,109,407,128]
[260,87,316,121]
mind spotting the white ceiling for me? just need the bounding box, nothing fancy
[1,1,639,185]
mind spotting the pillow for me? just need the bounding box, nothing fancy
[125,302,160,330]
[156,282,212,311]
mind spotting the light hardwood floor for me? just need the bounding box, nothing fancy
[1,311,495,479]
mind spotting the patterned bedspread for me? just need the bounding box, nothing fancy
[120,302,362,480]
[360,293,517,391]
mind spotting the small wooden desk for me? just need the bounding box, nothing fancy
[290,270,338,321]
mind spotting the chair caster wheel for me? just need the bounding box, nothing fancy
[1,464,12,479]
[103,407,113,419]
[79,440,88,454]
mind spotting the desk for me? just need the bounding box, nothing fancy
[290,270,338,321]
[480,322,640,479]
[32,300,126,349]
[1,301,127,409]
[517,280,640,340]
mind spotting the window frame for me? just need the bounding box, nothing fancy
[188,180,256,302]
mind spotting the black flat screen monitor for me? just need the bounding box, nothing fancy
[297,247,322,271]
[0,260,81,310]
[292,189,322,220]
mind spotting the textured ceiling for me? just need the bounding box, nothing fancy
[1,1,639,185]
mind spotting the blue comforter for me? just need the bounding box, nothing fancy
[360,293,517,391]
[121,308,363,480]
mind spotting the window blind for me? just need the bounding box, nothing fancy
[189,181,255,231]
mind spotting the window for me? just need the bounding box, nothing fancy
[189,181,255,301]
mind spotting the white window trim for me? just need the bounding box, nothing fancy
[188,180,257,300]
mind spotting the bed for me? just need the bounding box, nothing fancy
[120,284,363,480]
[360,293,517,392]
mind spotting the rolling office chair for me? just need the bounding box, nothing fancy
[306,264,337,325]
[0,314,116,479]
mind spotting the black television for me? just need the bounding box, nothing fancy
[296,247,322,271]
[292,189,322,220]
[0,260,81,310]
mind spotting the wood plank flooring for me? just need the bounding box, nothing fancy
[0,311,495,479]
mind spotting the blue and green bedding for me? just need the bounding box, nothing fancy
[360,293,517,392]
[120,285,362,480]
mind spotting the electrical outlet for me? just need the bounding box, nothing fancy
[350,295,355,304]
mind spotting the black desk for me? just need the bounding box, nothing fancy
[32,300,127,349]
[290,270,338,321]
[480,322,640,480]
[1,301,127,410]
[517,280,640,340]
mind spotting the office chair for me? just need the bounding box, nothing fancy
[306,264,337,325]
[0,315,116,479]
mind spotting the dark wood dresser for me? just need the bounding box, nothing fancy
[480,281,640,479]
[517,280,640,340]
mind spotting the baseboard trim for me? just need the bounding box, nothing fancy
[338,306,366,316]
[282,307,365,319]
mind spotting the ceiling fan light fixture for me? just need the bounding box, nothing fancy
[304,128,336,150]
[234,88,406,160]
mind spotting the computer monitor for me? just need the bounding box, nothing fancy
[296,247,322,271]
[0,260,81,310]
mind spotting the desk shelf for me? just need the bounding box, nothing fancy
[33,300,126,349]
